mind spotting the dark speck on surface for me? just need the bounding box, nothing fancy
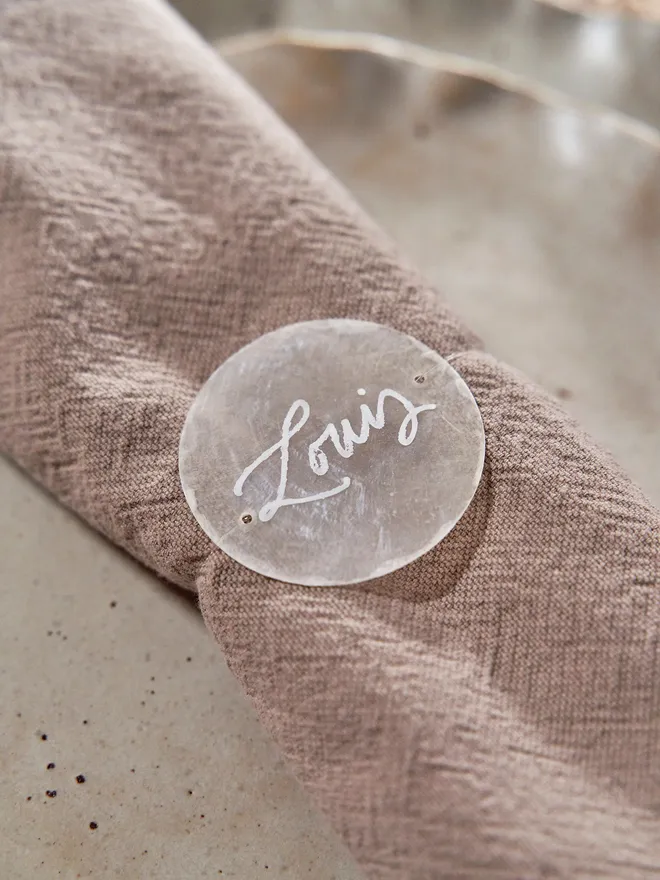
[130,768,135,773]
[413,121,431,139]
[45,790,57,798]
[187,790,193,795]
[150,676,155,681]
[200,814,205,818]
[82,720,88,725]
[47,763,55,770]
[186,656,192,662]
[76,775,86,784]
[89,821,98,830]
[47,631,53,636]
[41,734,48,741]
[110,601,117,608]
[26,796,32,801]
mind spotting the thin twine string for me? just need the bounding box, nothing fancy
[415,349,473,384]
[445,350,476,364]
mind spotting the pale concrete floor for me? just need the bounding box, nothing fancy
[1,457,361,880]
[3,3,660,878]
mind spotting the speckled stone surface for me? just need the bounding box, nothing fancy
[0,456,362,879]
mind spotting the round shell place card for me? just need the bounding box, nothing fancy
[179,319,485,586]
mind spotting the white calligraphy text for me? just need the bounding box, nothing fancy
[233,388,435,522]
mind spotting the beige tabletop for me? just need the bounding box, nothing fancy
[0,456,361,879]
[552,0,660,18]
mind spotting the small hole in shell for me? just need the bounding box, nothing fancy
[414,374,425,384]
[241,514,253,525]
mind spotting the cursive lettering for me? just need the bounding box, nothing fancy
[308,388,435,476]
[234,389,436,522]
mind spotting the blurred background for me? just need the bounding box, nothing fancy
[172,0,660,126]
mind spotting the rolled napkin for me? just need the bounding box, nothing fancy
[1,1,658,877]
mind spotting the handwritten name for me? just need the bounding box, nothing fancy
[233,388,435,522]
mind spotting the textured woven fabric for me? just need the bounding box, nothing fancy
[1,2,659,877]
